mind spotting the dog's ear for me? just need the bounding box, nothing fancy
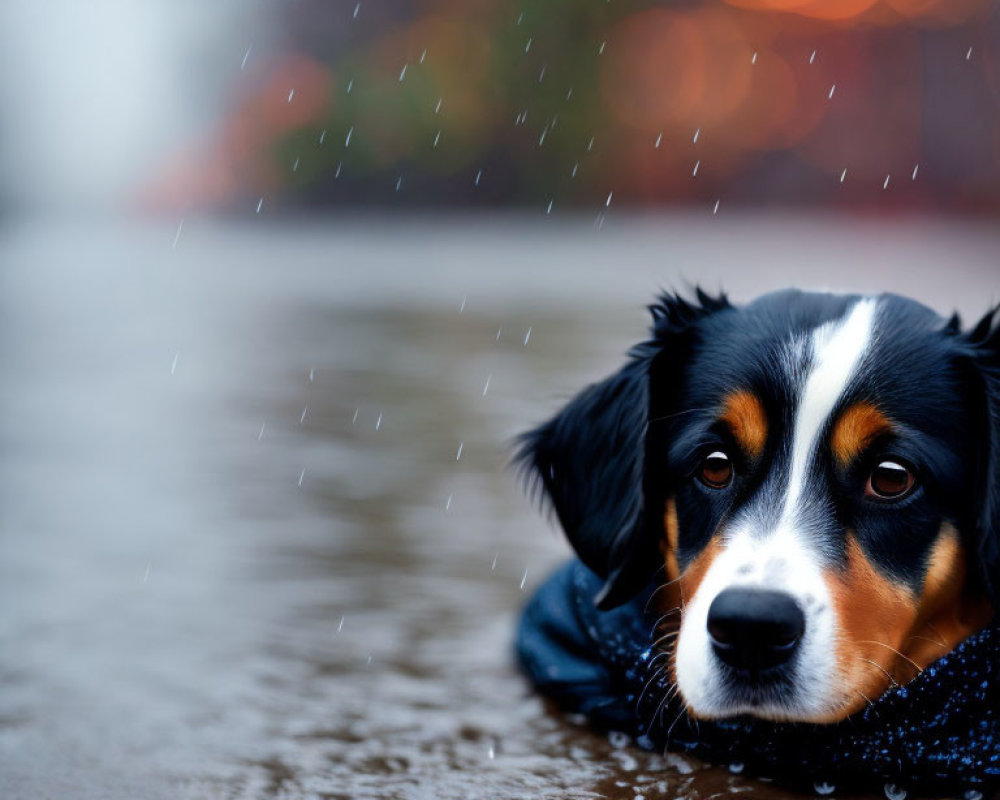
[516,289,730,609]
[963,305,1000,604]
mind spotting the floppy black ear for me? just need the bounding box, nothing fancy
[516,289,729,609]
[964,304,1000,604]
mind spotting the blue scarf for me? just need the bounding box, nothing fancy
[517,560,1000,798]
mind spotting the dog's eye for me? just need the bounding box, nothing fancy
[866,460,915,500]
[698,451,733,489]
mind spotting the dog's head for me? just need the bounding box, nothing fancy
[518,289,999,723]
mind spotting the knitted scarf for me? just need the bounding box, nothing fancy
[517,560,1000,798]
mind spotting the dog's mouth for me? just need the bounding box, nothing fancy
[712,665,799,714]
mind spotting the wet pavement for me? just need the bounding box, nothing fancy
[1,215,997,800]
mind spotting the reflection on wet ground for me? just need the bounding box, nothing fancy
[1,217,997,799]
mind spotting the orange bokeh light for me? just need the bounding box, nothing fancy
[600,9,754,134]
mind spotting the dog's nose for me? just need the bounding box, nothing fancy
[707,588,805,674]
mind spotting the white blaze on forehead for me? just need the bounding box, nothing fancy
[781,298,879,523]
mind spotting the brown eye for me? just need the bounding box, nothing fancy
[866,460,915,500]
[699,451,733,489]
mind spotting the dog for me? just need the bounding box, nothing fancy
[518,289,999,724]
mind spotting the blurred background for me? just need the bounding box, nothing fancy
[2,0,999,215]
[0,2,998,800]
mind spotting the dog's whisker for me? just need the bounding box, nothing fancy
[644,574,684,612]
[857,639,923,676]
[647,407,715,425]
[859,657,899,688]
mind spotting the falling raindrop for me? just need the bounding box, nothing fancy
[828,84,836,99]
[571,162,579,178]
[525,37,532,53]
[546,199,553,215]
[298,469,305,486]
[287,88,295,103]
[256,197,264,213]
[241,44,252,70]
[516,11,524,24]
[692,160,700,177]
[309,368,315,382]
[538,127,547,146]
[495,327,502,341]
[487,745,495,759]
[840,168,847,183]
[523,327,532,346]
[172,219,184,249]
[605,191,613,207]
[346,79,353,94]
[396,176,403,191]
[170,352,179,374]
[419,48,427,64]
[655,132,662,148]
[751,51,757,65]
[335,162,342,178]
[587,136,595,151]
[319,129,327,144]
[598,40,606,54]
[445,493,453,511]
[258,422,266,440]
[433,130,441,147]
[712,199,720,214]
[456,442,464,461]
[911,163,919,180]
[399,64,407,82]
[566,87,573,100]
[375,412,382,430]
[693,127,700,144]
[143,562,152,583]
[300,406,308,424]
[520,568,529,589]
[459,295,467,313]
[966,46,973,61]
[353,2,360,19]
[474,169,482,186]
[482,374,491,397]
[809,50,817,64]
[352,408,359,424]
[883,174,891,190]
[345,126,354,147]
[491,552,498,571]
[538,64,546,82]
[337,616,345,633]
[292,156,300,172]
[434,97,442,113]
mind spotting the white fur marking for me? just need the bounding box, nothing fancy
[781,299,878,524]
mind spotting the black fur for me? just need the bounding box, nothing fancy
[515,289,730,608]
[962,304,1000,602]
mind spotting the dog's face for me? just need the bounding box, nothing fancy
[520,290,999,724]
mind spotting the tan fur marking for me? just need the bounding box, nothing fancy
[825,526,993,720]
[829,403,893,468]
[662,497,681,584]
[657,503,724,686]
[902,525,993,678]
[720,390,768,460]
[826,534,917,719]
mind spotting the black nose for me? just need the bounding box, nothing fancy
[707,588,805,674]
